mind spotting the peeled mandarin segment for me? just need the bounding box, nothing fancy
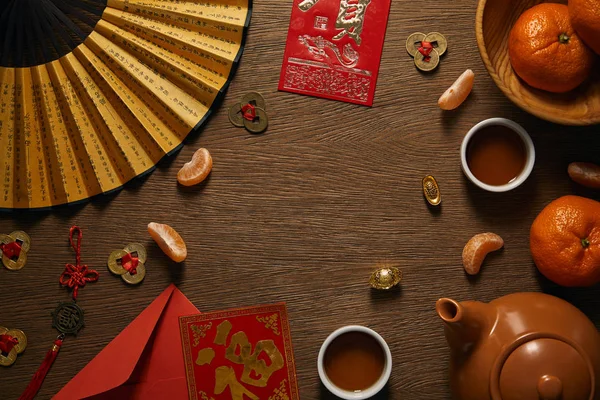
[438,69,474,110]
[462,233,504,275]
[568,162,600,189]
[147,222,187,263]
[177,148,213,187]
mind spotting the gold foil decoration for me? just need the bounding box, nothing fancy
[107,243,147,285]
[423,175,442,206]
[256,314,280,336]
[0,327,27,367]
[196,348,216,366]
[0,231,31,271]
[369,267,402,290]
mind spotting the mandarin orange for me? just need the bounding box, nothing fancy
[569,0,600,55]
[508,3,595,93]
[148,222,187,263]
[530,195,600,287]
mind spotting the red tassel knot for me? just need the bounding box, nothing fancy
[59,226,99,300]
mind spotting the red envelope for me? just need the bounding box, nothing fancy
[53,284,199,400]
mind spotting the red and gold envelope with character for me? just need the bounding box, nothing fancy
[279,0,392,106]
[179,303,299,400]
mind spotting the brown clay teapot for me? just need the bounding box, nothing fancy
[436,293,600,400]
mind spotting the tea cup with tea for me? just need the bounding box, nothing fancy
[461,117,535,193]
[318,325,392,399]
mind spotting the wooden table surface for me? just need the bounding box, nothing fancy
[2,1,600,399]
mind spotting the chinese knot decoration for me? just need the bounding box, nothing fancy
[59,226,99,300]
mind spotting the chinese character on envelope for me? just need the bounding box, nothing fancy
[279,0,392,106]
[180,303,299,400]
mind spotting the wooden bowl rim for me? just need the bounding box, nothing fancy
[475,0,600,126]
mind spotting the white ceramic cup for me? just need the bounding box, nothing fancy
[460,117,535,193]
[318,325,392,399]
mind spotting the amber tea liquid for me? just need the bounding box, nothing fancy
[466,125,527,186]
[324,331,386,392]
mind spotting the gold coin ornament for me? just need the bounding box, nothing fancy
[107,243,147,285]
[406,32,448,72]
[0,231,31,271]
[228,92,269,134]
[423,175,442,206]
[369,267,403,290]
[0,327,27,367]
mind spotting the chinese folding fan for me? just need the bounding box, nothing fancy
[0,0,251,209]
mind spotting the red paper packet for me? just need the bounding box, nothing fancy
[278,0,392,106]
[179,303,299,400]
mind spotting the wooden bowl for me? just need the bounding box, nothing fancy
[475,0,600,125]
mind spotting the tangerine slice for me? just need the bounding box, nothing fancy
[462,233,504,275]
[148,222,187,263]
[568,162,600,189]
[438,69,474,110]
[177,148,212,186]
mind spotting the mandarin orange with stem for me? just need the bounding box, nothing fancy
[530,195,600,287]
[148,222,187,263]
[508,3,595,93]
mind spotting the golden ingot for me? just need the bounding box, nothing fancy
[107,244,147,285]
[423,175,441,206]
[228,102,245,128]
[406,32,426,57]
[369,267,402,290]
[414,48,440,72]
[244,107,269,134]
[241,91,267,111]
[424,32,448,56]
[0,231,31,271]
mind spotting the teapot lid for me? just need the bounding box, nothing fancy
[490,333,595,400]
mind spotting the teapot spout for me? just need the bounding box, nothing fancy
[436,298,490,354]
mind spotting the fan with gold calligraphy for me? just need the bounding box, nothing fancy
[0,0,251,209]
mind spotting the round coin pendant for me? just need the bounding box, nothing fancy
[228,102,245,127]
[243,107,269,134]
[414,48,440,72]
[52,302,85,336]
[0,231,31,271]
[0,348,17,366]
[369,267,402,290]
[108,249,129,275]
[406,32,426,57]
[5,329,27,354]
[240,92,266,111]
[424,32,448,56]
[122,262,146,285]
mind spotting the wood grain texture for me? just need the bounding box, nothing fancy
[476,0,600,126]
[1,0,600,399]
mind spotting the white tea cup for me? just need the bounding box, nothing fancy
[317,325,392,399]
[460,117,535,193]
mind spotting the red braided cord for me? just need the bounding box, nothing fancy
[59,227,99,300]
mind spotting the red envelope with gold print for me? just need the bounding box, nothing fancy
[279,0,392,106]
[179,303,299,400]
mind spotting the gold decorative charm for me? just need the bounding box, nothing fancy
[268,379,290,400]
[257,314,280,336]
[0,231,31,271]
[228,92,269,134]
[0,326,27,367]
[191,322,213,347]
[423,175,442,206]
[406,32,448,72]
[369,267,402,290]
[107,243,147,285]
